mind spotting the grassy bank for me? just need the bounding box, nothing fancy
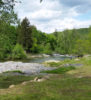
[0,75,91,100]
[0,75,34,89]
[42,66,75,74]
[0,56,91,100]
[44,56,91,77]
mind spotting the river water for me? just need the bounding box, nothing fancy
[29,55,73,63]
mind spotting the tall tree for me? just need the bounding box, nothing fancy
[18,17,33,52]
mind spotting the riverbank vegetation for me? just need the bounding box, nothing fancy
[1,18,91,60]
[42,66,75,74]
[44,56,91,77]
[0,1,91,60]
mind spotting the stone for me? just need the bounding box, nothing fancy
[0,61,54,74]
[77,76,83,78]
[34,77,39,81]
[37,78,45,82]
[42,54,50,57]
[45,60,60,63]
[9,85,15,88]
[75,58,79,61]
[22,82,27,85]
[30,76,47,82]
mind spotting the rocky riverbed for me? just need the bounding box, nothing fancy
[0,61,55,75]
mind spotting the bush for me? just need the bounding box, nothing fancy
[43,43,53,55]
[31,44,43,53]
[12,44,27,59]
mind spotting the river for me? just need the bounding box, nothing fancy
[0,55,75,76]
[29,55,74,63]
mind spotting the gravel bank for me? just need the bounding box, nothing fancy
[0,61,54,74]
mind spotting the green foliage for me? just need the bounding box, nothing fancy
[0,15,91,60]
[88,26,91,43]
[12,44,27,59]
[0,0,18,24]
[73,40,91,56]
[56,29,79,54]
[43,43,53,54]
[0,22,17,59]
[18,18,33,53]
[55,27,91,55]
[31,27,56,54]
[46,62,61,67]
[0,0,18,59]
[31,43,43,54]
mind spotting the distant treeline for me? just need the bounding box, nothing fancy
[0,17,91,60]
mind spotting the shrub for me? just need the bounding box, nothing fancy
[43,43,53,55]
[12,44,27,59]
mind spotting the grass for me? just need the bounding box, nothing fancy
[44,56,91,77]
[67,57,91,77]
[3,70,24,74]
[44,57,91,67]
[43,58,79,67]
[0,56,91,100]
[42,66,75,74]
[0,75,34,89]
[0,75,91,100]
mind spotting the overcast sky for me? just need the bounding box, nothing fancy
[15,0,91,33]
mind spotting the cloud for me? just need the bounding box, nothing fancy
[59,0,91,12]
[15,0,91,33]
[35,18,91,33]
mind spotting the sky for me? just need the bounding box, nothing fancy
[15,0,91,33]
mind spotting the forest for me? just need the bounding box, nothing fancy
[0,0,91,60]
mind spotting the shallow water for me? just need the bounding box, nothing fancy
[29,55,73,63]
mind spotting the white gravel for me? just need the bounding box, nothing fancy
[0,61,54,74]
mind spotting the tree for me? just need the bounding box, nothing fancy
[56,30,71,54]
[47,34,56,51]
[12,44,26,59]
[88,26,91,43]
[0,0,18,59]
[73,40,91,56]
[0,21,17,59]
[0,0,18,24]
[18,17,33,52]
[43,43,52,54]
[53,29,58,38]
